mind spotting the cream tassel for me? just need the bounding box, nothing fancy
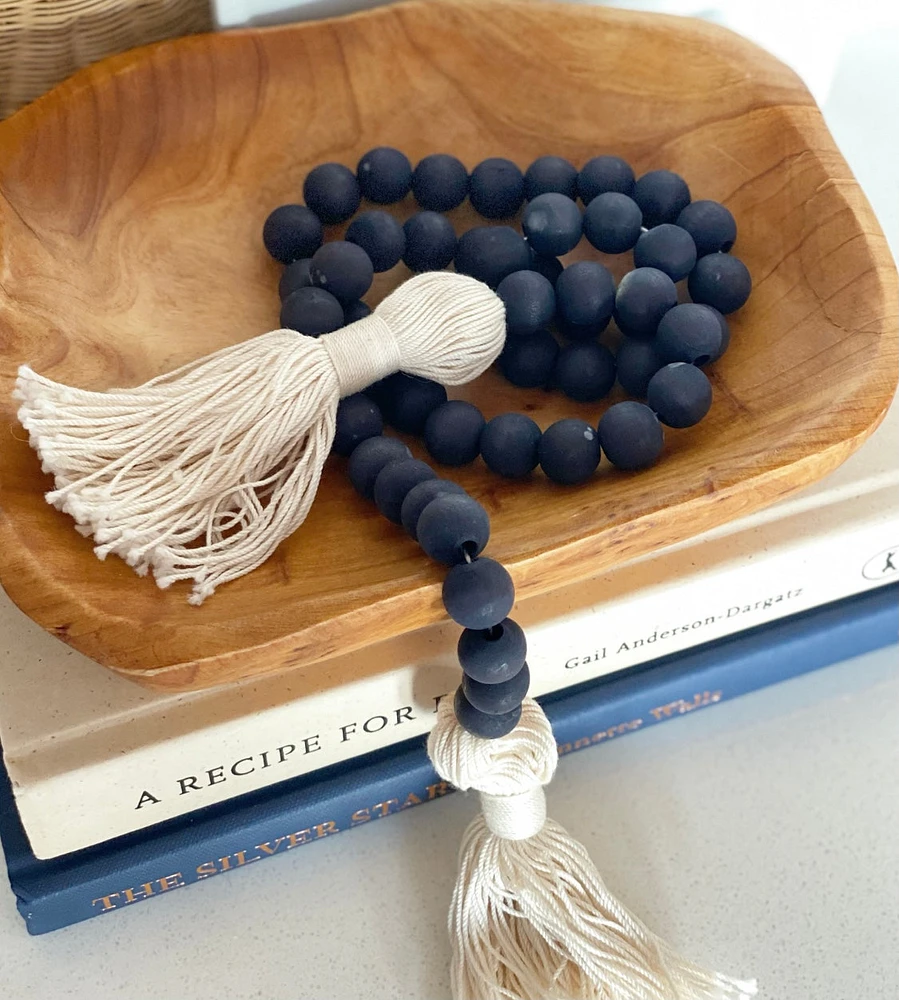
[428,698,758,1000]
[14,272,505,604]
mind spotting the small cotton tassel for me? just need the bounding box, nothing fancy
[428,698,758,1000]
[14,272,505,604]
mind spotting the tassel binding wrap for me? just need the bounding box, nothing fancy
[428,698,758,1000]
[14,272,506,605]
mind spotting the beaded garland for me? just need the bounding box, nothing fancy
[262,147,751,740]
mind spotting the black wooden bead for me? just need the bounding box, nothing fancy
[424,400,486,466]
[280,286,344,336]
[278,258,314,300]
[348,436,411,499]
[463,662,530,715]
[688,253,752,314]
[400,479,467,539]
[530,252,564,285]
[522,193,583,257]
[373,458,436,524]
[497,270,556,336]
[578,155,635,203]
[457,618,527,684]
[553,342,616,402]
[263,205,324,264]
[614,267,677,339]
[303,163,361,224]
[633,169,691,228]
[442,557,515,629]
[703,305,731,360]
[402,211,457,272]
[310,241,374,303]
[538,418,601,485]
[555,261,615,333]
[455,226,531,289]
[417,493,491,564]
[333,393,383,456]
[676,199,737,256]
[356,147,412,204]
[524,155,578,200]
[346,211,406,272]
[469,157,525,219]
[583,192,643,254]
[382,373,447,434]
[615,337,665,397]
[498,329,559,388]
[343,299,372,324]
[598,401,664,470]
[647,363,713,428]
[412,153,469,212]
[656,303,722,366]
[453,687,521,738]
[480,413,541,478]
[633,224,697,282]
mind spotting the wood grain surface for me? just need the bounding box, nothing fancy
[0,0,895,691]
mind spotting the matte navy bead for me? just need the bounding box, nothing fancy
[402,211,457,272]
[522,193,583,258]
[346,211,406,272]
[455,226,531,289]
[555,261,615,332]
[614,267,677,339]
[373,458,437,524]
[633,224,697,282]
[497,270,556,336]
[577,155,636,203]
[424,400,486,466]
[356,147,412,204]
[280,286,344,336]
[347,436,411,499]
[480,413,542,478]
[553,342,616,402]
[469,157,525,219]
[263,205,323,264]
[702,305,731,360]
[583,192,643,254]
[615,338,665,397]
[688,253,752,314]
[463,662,530,716]
[342,299,372,324]
[598,401,664,471]
[417,493,491,564]
[498,329,559,388]
[530,252,564,285]
[310,241,374,304]
[411,153,469,212]
[656,303,722,366]
[303,163,361,224]
[333,393,383,456]
[633,169,691,228]
[278,258,314,300]
[457,618,527,684]
[676,199,737,256]
[524,156,578,201]
[538,418,601,485]
[453,687,521,738]
[382,373,447,434]
[400,479,467,539]
[442,557,515,629]
[647,363,713,428]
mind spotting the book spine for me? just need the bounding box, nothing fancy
[11,495,898,859]
[9,584,897,935]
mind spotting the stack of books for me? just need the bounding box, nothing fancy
[1,391,896,935]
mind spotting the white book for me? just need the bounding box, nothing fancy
[1,386,896,861]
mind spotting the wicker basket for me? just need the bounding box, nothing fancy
[0,0,213,119]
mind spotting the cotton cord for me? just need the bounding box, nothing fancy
[428,697,758,1000]
[14,271,505,604]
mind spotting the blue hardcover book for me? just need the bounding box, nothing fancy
[1,583,896,935]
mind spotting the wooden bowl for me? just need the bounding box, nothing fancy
[0,0,895,691]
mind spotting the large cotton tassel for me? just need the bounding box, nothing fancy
[14,272,505,604]
[428,698,758,1000]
